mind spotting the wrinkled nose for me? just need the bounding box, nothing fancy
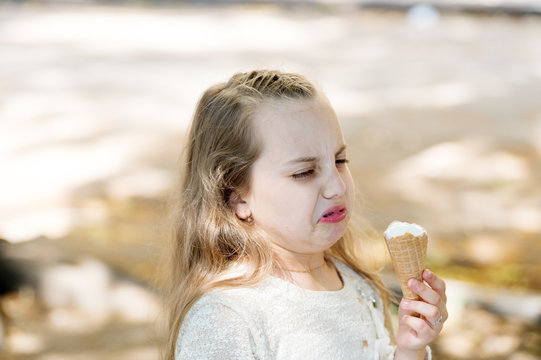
[322,168,346,199]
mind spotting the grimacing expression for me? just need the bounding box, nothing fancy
[234,95,355,255]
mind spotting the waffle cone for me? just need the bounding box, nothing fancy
[385,232,428,300]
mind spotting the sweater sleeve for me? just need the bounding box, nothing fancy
[175,301,257,360]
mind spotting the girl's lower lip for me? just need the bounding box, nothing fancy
[318,208,347,223]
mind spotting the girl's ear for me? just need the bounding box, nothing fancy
[229,191,252,221]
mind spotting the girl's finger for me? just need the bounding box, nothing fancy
[408,278,442,307]
[401,315,436,342]
[422,269,447,303]
[400,299,444,329]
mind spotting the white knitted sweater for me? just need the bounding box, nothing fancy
[175,258,431,359]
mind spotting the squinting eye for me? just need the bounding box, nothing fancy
[292,169,315,180]
[336,158,349,166]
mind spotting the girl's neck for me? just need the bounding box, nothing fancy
[272,251,343,291]
[274,252,327,273]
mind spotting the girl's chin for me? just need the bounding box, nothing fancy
[317,229,346,250]
[317,221,347,238]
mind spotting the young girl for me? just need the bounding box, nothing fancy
[164,70,447,359]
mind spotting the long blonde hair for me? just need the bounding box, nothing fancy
[163,70,393,359]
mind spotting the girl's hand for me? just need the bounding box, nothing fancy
[395,269,448,360]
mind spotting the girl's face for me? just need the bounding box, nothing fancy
[236,95,355,255]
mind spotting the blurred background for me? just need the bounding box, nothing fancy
[0,0,540,359]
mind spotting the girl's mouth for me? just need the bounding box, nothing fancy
[319,206,347,223]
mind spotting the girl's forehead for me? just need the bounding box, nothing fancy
[254,96,335,129]
[252,96,344,157]
[257,95,324,113]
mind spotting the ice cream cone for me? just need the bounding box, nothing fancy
[384,222,428,300]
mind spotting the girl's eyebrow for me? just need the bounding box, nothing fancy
[285,145,347,164]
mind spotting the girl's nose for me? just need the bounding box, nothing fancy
[322,168,346,199]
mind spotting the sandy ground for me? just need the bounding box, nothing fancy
[1,2,540,359]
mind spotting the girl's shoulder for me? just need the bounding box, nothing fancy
[176,286,267,359]
[183,279,277,326]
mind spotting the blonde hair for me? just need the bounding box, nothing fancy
[163,70,393,359]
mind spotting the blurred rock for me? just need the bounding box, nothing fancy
[5,329,45,356]
[47,308,104,334]
[40,257,111,320]
[2,240,161,324]
[110,281,160,323]
[0,237,163,358]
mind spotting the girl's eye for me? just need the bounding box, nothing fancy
[336,158,349,166]
[292,169,315,180]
